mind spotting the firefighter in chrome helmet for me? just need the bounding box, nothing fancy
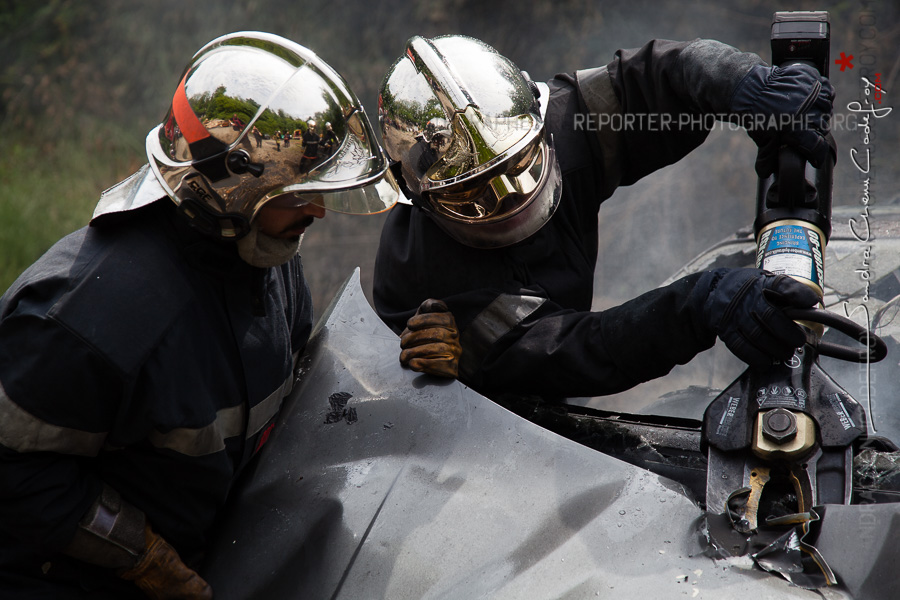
[96,31,399,266]
[380,35,559,249]
[0,32,398,599]
[374,35,832,395]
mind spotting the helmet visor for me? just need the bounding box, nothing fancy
[425,132,545,223]
[422,106,541,190]
[261,167,401,215]
[426,141,561,249]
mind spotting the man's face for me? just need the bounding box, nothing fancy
[254,202,327,240]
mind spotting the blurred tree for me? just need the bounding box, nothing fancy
[1,0,897,312]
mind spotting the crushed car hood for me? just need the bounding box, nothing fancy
[200,269,888,599]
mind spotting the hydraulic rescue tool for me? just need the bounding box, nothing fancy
[702,10,888,587]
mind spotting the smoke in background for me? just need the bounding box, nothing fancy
[2,0,897,316]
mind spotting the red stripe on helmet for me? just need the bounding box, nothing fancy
[172,74,210,145]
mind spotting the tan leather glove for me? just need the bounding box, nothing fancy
[120,524,213,600]
[399,299,463,378]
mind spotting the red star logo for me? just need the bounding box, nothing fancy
[835,51,854,71]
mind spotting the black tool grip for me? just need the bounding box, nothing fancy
[784,307,888,363]
[776,146,807,209]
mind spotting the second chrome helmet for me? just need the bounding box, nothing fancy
[379,35,560,248]
[145,31,399,239]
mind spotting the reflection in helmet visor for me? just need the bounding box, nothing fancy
[424,108,540,187]
[426,135,545,222]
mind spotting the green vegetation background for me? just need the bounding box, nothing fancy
[2,0,897,316]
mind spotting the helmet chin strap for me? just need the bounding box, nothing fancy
[236,222,302,268]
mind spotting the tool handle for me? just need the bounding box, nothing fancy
[784,307,888,363]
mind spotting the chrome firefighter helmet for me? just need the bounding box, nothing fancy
[379,35,560,248]
[144,31,399,239]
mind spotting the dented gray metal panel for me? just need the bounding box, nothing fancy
[202,270,835,599]
[812,503,900,599]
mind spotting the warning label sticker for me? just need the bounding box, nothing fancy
[759,224,823,289]
[763,253,813,278]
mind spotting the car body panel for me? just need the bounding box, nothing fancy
[202,270,854,599]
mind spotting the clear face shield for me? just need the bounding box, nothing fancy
[147,32,399,239]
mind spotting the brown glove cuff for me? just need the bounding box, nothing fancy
[119,524,165,581]
[120,524,213,599]
[63,484,147,569]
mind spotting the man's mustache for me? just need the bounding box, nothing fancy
[280,215,317,235]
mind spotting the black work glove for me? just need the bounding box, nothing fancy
[729,63,835,177]
[400,299,463,378]
[699,268,819,366]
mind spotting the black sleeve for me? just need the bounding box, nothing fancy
[279,256,314,355]
[459,272,716,398]
[0,311,111,557]
[578,38,763,188]
[374,39,761,400]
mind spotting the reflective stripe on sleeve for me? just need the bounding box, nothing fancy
[1,354,299,459]
[0,381,107,456]
[458,294,546,380]
[574,66,624,199]
[246,359,296,438]
[149,356,298,457]
[147,404,245,457]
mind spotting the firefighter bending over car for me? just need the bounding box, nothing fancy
[374,35,831,399]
